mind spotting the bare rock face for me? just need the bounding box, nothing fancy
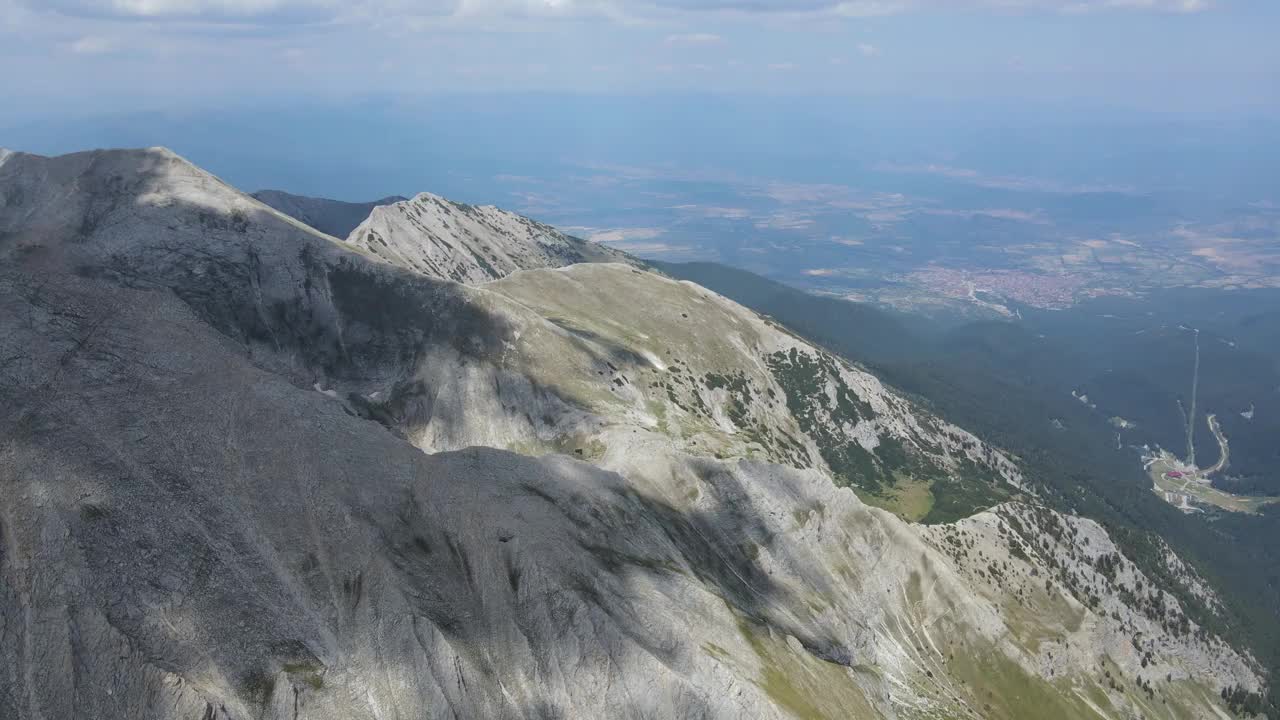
[345,192,637,283]
[251,189,408,239]
[0,147,1264,720]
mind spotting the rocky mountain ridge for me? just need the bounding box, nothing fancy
[0,146,1263,719]
[251,189,408,239]
[345,191,637,283]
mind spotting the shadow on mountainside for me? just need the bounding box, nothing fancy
[0,256,855,718]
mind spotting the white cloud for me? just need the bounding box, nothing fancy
[606,241,697,256]
[38,0,345,22]
[754,211,814,230]
[834,0,1211,14]
[29,0,1212,26]
[68,35,118,54]
[1061,0,1210,14]
[834,0,908,15]
[922,208,1051,224]
[856,42,878,56]
[879,162,1136,194]
[664,31,723,45]
[669,204,751,219]
[451,0,618,19]
[573,226,697,257]
[582,226,665,243]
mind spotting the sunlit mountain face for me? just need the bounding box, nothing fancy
[0,144,1268,720]
[4,1,1280,718]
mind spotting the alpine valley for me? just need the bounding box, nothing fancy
[0,146,1270,719]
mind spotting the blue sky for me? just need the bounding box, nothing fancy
[2,1,1277,290]
[3,0,1278,217]
[3,0,1278,126]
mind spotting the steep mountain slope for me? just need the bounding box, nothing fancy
[479,264,1025,523]
[0,147,1264,720]
[251,189,408,238]
[345,192,637,283]
[651,260,933,365]
[658,260,1280,710]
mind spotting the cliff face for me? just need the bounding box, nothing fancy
[0,147,1261,720]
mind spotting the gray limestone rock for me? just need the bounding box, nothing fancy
[0,146,1262,720]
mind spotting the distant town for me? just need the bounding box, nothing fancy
[904,266,1122,312]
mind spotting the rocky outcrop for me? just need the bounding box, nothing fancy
[0,147,1263,719]
[345,192,637,283]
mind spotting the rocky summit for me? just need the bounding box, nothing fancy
[0,147,1264,719]
[345,191,638,284]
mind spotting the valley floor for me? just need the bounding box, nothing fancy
[1147,449,1279,515]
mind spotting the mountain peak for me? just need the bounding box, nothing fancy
[345,190,637,284]
[0,145,353,288]
[0,146,227,202]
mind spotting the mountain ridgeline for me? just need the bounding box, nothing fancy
[0,147,1268,719]
[345,192,639,283]
[251,189,408,238]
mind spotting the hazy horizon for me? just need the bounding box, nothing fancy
[5,0,1278,314]
[5,0,1279,123]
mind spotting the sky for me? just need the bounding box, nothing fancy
[2,0,1278,228]
[2,0,1279,126]
[2,0,1277,305]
